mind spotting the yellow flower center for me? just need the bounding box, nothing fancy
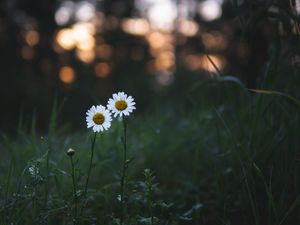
[115,100,128,111]
[93,113,105,125]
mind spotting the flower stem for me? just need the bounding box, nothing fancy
[5,159,13,204]
[44,146,51,209]
[120,118,127,225]
[81,132,97,216]
[150,194,154,225]
[70,155,78,225]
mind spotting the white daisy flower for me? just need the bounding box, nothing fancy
[107,92,136,117]
[86,105,112,132]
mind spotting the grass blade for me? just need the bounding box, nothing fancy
[248,89,300,106]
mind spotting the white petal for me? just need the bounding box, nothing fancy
[112,93,118,100]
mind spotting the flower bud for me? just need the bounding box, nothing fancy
[67,148,75,157]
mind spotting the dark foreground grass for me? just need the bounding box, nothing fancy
[0,79,299,225]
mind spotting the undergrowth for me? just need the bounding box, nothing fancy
[0,77,299,225]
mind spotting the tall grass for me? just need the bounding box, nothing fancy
[0,73,299,224]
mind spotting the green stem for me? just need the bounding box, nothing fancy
[5,159,13,203]
[120,118,127,225]
[146,171,154,225]
[44,147,51,209]
[150,190,154,225]
[85,132,97,196]
[4,160,13,223]
[70,156,78,225]
[81,132,97,216]
[32,166,38,221]
[241,164,259,225]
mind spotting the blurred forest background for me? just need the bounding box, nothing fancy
[0,0,299,133]
[1,1,300,225]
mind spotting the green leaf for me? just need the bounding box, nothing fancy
[248,89,300,106]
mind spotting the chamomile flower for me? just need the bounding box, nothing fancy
[86,105,112,132]
[107,92,136,117]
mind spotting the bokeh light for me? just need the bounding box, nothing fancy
[200,54,225,73]
[59,66,76,84]
[55,1,74,26]
[96,44,113,59]
[25,30,40,47]
[147,0,177,31]
[76,34,95,51]
[76,49,95,64]
[201,31,227,51]
[72,22,96,37]
[178,19,199,37]
[185,54,226,73]
[95,62,111,78]
[296,0,300,15]
[198,0,222,22]
[155,71,174,86]
[122,18,150,36]
[56,28,76,50]
[52,0,228,79]
[155,51,174,70]
[75,1,95,22]
[147,31,168,49]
